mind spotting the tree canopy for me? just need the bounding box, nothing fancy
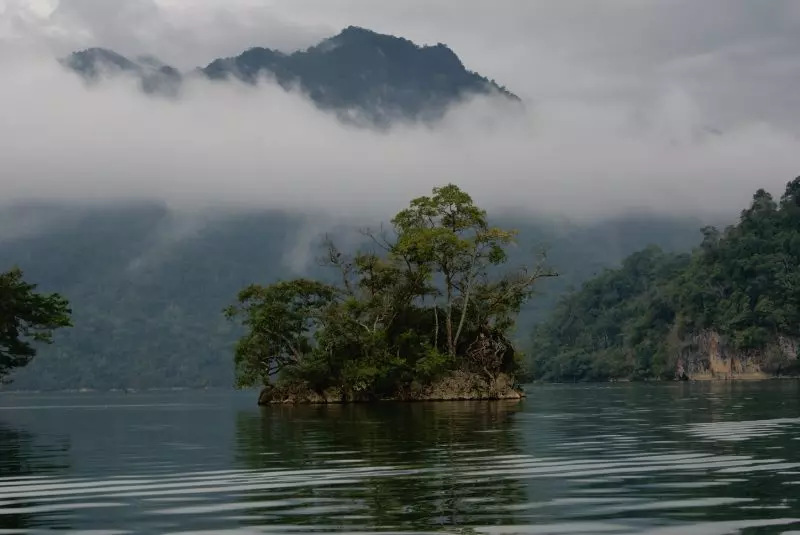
[0,267,72,383]
[531,177,800,382]
[226,184,556,401]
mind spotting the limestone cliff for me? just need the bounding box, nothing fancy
[675,330,799,380]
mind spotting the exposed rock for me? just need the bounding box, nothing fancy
[256,372,525,405]
[410,371,524,401]
[675,330,799,380]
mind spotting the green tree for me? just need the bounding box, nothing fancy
[391,184,528,359]
[226,184,557,400]
[0,267,72,383]
[531,176,800,382]
[224,279,337,388]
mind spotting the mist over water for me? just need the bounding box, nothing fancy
[1,382,800,534]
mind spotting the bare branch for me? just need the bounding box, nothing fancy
[319,234,356,297]
[360,223,394,253]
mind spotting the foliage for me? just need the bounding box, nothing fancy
[224,279,337,388]
[0,203,703,391]
[226,184,556,398]
[532,177,800,381]
[0,267,72,383]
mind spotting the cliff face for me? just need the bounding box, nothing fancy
[676,330,799,380]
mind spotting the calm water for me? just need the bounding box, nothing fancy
[1,382,799,534]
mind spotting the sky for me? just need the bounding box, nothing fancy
[0,0,798,223]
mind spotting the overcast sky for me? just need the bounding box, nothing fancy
[0,0,798,222]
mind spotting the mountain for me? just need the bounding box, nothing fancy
[0,204,706,391]
[530,178,800,382]
[202,26,518,124]
[63,48,182,96]
[62,26,519,125]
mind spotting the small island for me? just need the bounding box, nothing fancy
[225,184,556,404]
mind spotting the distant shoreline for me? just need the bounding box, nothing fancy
[531,375,800,385]
[3,376,798,396]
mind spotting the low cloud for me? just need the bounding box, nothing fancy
[1,0,799,228]
[0,0,329,66]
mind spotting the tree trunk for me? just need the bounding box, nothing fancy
[445,272,454,358]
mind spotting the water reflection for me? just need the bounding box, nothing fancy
[0,421,70,531]
[0,383,798,534]
[509,382,800,533]
[234,401,528,531]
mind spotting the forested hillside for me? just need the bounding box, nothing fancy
[531,177,800,382]
[0,204,704,391]
[0,25,717,391]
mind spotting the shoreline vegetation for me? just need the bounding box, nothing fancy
[0,268,72,385]
[226,184,555,405]
[4,179,800,396]
[531,177,800,384]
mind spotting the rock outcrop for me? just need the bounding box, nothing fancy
[257,372,525,405]
[675,330,799,380]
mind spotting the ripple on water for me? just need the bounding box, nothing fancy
[675,417,800,442]
[0,442,798,533]
[2,385,800,533]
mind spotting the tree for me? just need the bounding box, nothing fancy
[226,184,557,400]
[532,176,800,382]
[223,279,336,388]
[0,267,72,383]
[392,184,523,358]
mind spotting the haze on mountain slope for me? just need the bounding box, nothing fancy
[1,0,799,390]
[63,26,519,126]
[2,1,798,220]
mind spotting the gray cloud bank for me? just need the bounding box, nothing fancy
[1,0,798,223]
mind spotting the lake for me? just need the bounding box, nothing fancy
[1,381,799,534]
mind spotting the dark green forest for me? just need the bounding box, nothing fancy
[531,177,800,382]
[0,202,704,390]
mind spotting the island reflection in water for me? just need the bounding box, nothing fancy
[0,381,799,533]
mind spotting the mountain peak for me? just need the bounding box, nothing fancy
[201,27,520,124]
[338,25,379,38]
[63,26,521,126]
[319,26,466,71]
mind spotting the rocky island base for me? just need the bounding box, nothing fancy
[257,372,525,405]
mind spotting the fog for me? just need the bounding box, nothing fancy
[1,0,799,225]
